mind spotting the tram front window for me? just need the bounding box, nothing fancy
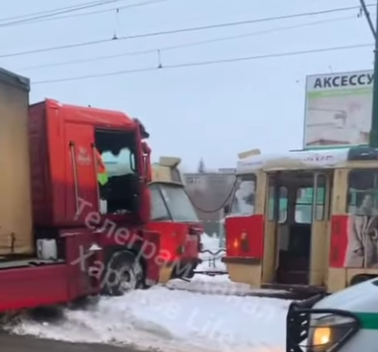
[150,183,199,222]
[229,174,256,216]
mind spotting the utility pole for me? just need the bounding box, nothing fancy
[360,0,378,146]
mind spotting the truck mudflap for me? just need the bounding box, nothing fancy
[286,294,360,352]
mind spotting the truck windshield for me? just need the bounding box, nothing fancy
[150,183,199,222]
[229,174,256,216]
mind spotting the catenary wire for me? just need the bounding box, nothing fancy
[32,43,373,84]
[0,0,170,28]
[19,13,365,71]
[0,5,372,59]
[0,0,122,24]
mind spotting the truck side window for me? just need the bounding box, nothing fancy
[95,129,139,214]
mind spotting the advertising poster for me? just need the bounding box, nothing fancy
[304,70,373,148]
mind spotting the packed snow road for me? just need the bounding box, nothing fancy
[0,333,145,352]
[6,277,290,352]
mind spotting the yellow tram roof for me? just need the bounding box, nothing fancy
[236,146,378,174]
[151,156,184,185]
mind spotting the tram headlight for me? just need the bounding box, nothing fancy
[307,314,359,352]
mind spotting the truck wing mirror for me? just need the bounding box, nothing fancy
[223,204,230,214]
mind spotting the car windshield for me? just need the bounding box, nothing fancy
[150,183,199,222]
[229,174,256,216]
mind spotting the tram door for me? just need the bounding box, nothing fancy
[309,172,333,286]
[268,171,332,286]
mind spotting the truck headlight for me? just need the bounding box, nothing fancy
[308,314,359,352]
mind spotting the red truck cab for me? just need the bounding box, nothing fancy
[0,67,160,312]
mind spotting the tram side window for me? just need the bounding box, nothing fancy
[295,188,312,224]
[347,169,378,215]
[295,184,325,223]
[268,186,288,223]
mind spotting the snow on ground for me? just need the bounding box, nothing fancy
[9,233,289,352]
[167,234,286,296]
[10,284,290,352]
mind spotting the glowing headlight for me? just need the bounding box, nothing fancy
[312,326,331,346]
[307,314,358,352]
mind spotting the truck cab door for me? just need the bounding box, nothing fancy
[65,123,97,224]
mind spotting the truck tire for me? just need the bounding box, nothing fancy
[102,250,143,296]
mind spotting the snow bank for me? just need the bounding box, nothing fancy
[10,285,289,352]
[166,273,287,296]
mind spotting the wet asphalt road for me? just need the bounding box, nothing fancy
[0,333,150,352]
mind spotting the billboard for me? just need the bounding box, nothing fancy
[304,70,373,148]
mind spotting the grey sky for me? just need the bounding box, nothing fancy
[0,0,373,169]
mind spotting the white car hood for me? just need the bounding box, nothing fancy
[314,279,378,312]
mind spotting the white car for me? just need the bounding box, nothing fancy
[286,278,378,352]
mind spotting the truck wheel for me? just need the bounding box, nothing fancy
[102,251,143,296]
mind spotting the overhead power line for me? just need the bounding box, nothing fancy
[0,0,169,28]
[33,43,373,85]
[0,5,371,59]
[0,0,121,24]
[22,14,367,71]
[19,13,365,71]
